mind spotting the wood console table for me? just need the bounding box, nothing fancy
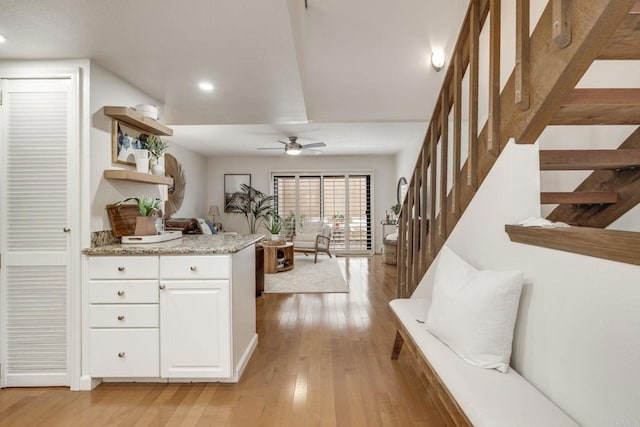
[263,242,294,274]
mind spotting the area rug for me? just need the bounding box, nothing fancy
[264,254,349,294]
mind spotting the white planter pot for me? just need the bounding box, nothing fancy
[270,233,280,241]
[134,149,150,174]
[151,155,165,176]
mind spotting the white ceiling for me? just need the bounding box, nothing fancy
[0,0,469,156]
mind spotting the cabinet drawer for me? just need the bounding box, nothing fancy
[90,305,158,328]
[89,256,158,280]
[160,255,230,280]
[90,329,159,377]
[89,281,158,304]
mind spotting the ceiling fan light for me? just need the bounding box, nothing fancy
[286,147,302,155]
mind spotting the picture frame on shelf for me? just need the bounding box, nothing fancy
[111,119,150,166]
[224,174,251,213]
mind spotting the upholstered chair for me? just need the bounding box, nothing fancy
[292,222,333,263]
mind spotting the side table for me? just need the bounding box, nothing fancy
[263,242,294,274]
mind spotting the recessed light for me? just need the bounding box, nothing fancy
[0,34,6,44]
[198,82,214,92]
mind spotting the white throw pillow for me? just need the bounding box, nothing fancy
[426,246,524,373]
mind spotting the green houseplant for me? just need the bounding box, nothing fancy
[226,184,277,234]
[265,215,282,240]
[117,196,162,236]
[146,135,168,176]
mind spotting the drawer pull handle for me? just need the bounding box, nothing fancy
[117,290,125,296]
[117,315,125,321]
[117,266,126,272]
[118,352,125,358]
[190,266,198,271]
[159,284,166,290]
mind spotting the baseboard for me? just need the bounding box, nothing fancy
[79,375,101,390]
[221,333,258,383]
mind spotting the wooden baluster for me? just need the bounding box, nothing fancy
[439,88,449,239]
[487,0,501,157]
[420,140,429,272]
[516,0,530,111]
[467,0,479,190]
[412,167,421,285]
[552,0,572,48]
[406,183,414,293]
[397,209,406,298]
[452,51,462,218]
[429,123,438,257]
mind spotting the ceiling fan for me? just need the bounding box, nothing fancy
[257,136,326,156]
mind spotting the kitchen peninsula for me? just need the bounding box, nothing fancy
[82,234,263,389]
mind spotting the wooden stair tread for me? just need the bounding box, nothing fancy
[550,89,640,126]
[547,127,640,227]
[539,149,640,170]
[540,191,618,205]
[505,224,640,267]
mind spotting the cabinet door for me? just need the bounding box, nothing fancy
[160,280,231,378]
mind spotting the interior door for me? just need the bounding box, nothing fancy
[0,78,75,387]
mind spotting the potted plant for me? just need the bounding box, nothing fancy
[117,196,162,236]
[226,184,276,234]
[390,203,401,222]
[265,215,282,240]
[332,212,344,227]
[146,135,168,176]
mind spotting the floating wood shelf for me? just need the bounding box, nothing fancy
[541,191,618,205]
[104,170,173,185]
[539,149,640,170]
[505,224,640,267]
[104,106,173,136]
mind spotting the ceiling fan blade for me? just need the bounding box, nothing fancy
[301,142,326,148]
[302,148,322,154]
[277,140,290,145]
[257,147,284,150]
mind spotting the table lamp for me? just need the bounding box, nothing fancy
[208,205,220,222]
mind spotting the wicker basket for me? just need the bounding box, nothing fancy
[382,237,398,265]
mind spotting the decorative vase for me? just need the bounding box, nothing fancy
[271,233,280,241]
[134,149,150,174]
[134,216,157,236]
[151,155,165,176]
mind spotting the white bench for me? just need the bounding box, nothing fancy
[389,298,578,427]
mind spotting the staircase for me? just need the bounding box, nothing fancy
[397,0,640,297]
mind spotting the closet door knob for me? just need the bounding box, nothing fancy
[117,266,126,272]
[117,290,125,296]
[190,266,197,272]
[117,315,125,321]
[63,227,71,232]
[118,352,125,358]
[159,284,166,290]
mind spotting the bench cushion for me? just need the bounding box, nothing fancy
[390,298,578,427]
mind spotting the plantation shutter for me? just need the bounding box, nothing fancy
[1,78,73,387]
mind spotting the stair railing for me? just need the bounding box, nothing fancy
[397,0,635,298]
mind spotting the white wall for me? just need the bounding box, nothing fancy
[413,142,640,426]
[207,154,396,253]
[89,63,207,231]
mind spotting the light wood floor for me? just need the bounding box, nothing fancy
[0,256,445,427]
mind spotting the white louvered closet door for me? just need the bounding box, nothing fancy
[0,78,75,387]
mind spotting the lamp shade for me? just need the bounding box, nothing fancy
[208,205,220,216]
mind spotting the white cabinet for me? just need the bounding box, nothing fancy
[160,280,230,378]
[84,247,257,386]
[88,256,159,378]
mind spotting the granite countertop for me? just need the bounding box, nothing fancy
[82,234,265,256]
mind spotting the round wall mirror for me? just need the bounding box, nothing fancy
[397,177,408,204]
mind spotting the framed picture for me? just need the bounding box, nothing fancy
[111,119,150,166]
[224,174,251,213]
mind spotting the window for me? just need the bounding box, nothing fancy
[273,173,372,254]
